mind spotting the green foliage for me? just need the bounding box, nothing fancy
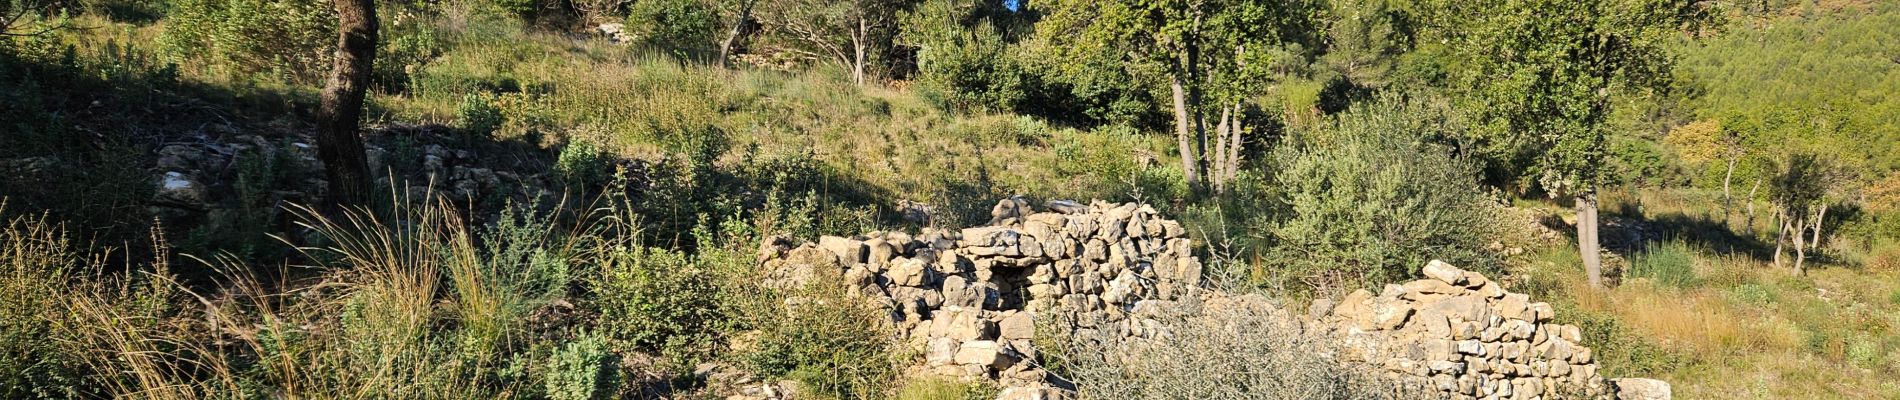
[894,378,998,400]
[1631,240,1699,288]
[741,282,895,400]
[1265,97,1501,288]
[374,8,445,93]
[1418,0,1714,192]
[160,0,335,83]
[1678,4,1900,192]
[459,93,505,136]
[1768,153,1829,223]
[902,0,1027,113]
[0,214,87,399]
[554,140,611,190]
[543,332,621,400]
[489,0,543,18]
[1551,300,1686,378]
[593,246,726,356]
[624,0,718,57]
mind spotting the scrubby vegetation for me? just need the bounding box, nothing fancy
[4,0,1900,398]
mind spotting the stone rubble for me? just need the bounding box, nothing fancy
[756,199,1670,400]
[759,199,1203,398]
[1322,259,1622,400]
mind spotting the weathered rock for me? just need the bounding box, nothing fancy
[1423,260,1468,285]
[990,196,1031,224]
[999,311,1036,340]
[953,340,1015,368]
[155,172,211,210]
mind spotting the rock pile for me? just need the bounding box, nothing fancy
[1321,260,1610,399]
[759,199,1669,400]
[758,200,1205,397]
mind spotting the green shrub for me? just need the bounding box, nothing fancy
[741,282,895,400]
[373,9,444,93]
[543,332,621,400]
[624,0,717,57]
[1551,300,1684,378]
[1730,283,1777,306]
[1630,240,1699,288]
[459,93,504,137]
[0,213,87,399]
[1846,335,1884,369]
[1265,96,1501,289]
[160,0,335,82]
[554,140,611,190]
[903,0,1027,114]
[593,246,725,357]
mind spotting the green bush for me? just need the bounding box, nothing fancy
[1265,96,1501,289]
[554,140,611,190]
[1630,240,1699,288]
[903,0,1027,114]
[895,378,998,400]
[593,246,725,357]
[373,8,444,93]
[0,214,87,399]
[459,93,504,137]
[624,0,717,57]
[1551,300,1684,378]
[160,0,335,82]
[543,332,621,400]
[741,282,895,400]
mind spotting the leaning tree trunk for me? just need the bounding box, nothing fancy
[716,0,754,69]
[1745,179,1761,236]
[317,0,378,206]
[1169,72,1198,187]
[1578,191,1604,288]
[1809,203,1827,252]
[1721,157,1736,224]
[1791,214,1809,274]
[1772,210,1787,267]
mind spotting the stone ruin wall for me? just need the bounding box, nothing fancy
[756,199,1669,400]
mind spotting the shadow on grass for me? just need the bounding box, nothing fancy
[1533,199,1776,265]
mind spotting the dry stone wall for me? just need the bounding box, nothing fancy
[756,199,1666,400]
[1319,260,1612,399]
[759,199,1201,398]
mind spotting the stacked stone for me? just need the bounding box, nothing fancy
[1323,260,1607,400]
[758,200,1204,397]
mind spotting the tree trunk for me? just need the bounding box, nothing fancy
[317,0,378,206]
[1809,203,1827,252]
[1772,210,1787,267]
[716,0,754,69]
[1721,156,1736,224]
[1222,101,1243,185]
[1210,105,1231,193]
[850,16,866,85]
[1791,214,1808,274]
[1745,178,1761,236]
[1578,191,1604,288]
[1185,33,1207,187]
[1170,73,1198,187]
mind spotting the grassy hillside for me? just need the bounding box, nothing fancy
[4,0,1900,399]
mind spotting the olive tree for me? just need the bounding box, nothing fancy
[1422,0,1714,287]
